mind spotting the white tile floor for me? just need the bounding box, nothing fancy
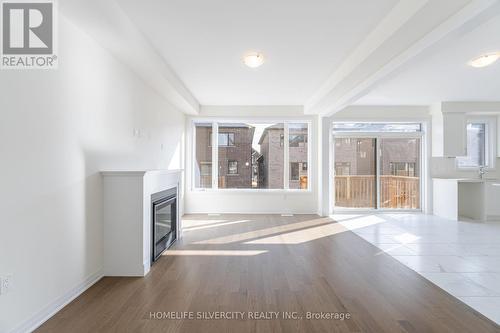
[333,213,500,324]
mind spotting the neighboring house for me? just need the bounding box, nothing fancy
[251,149,262,188]
[288,126,309,189]
[195,124,254,188]
[334,138,419,177]
[334,138,376,176]
[381,139,420,177]
[258,124,308,189]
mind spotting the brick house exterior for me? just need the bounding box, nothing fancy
[195,124,254,188]
[334,138,419,176]
[258,124,308,189]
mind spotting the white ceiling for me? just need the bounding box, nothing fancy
[117,0,397,105]
[355,10,500,106]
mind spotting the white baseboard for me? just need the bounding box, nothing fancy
[10,270,103,333]
[184,211,318,215]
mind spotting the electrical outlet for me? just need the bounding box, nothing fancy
[0,275,12,295]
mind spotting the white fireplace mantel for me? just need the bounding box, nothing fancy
[101,169,183,276]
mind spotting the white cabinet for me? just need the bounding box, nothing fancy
[443,112,467,157]
[486,181,500,220]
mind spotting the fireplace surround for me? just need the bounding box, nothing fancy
[102,170,182,276]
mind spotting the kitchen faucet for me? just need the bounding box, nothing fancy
[479,165,486,179]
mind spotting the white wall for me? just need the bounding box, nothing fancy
[430,103,444,157]
[0,14,185,333]
[184,106,318,214]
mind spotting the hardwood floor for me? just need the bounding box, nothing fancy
[37,214,499,332]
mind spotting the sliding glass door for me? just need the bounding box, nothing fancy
[332,123,423,211]
[334,138,377,209]
[379,138,420,209]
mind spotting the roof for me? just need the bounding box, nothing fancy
[258,124,284,145]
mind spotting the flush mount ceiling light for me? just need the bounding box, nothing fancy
[468,52,500,68]
[243,52,264,68]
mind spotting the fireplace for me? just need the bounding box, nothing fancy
[151,188,177,263]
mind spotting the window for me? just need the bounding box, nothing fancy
[219,132,235,146]
[333,123,421,133]
[209,132,235,147]
[289,123,309,189]
[281,134,308,147]
[335,162,351,176]
[228,160,238,174]
[457,123,487,168]
[289,134,307,147]
[194,123,213,188]
[390,162,416,177]
[200,162,212,175]
[217,123,268,189]
[193,121,310,190]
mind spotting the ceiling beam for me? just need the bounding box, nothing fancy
[60,0,200,115]
[305,0,499,116]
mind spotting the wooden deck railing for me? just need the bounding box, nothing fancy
[335,175,419,209]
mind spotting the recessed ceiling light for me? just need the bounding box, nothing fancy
[243,52,264,68]
[468,52,500,68]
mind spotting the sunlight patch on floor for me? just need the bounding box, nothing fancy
[336,215,387,230]
[182,219,228,228]
[245,222,349,244]
[183,219,251,232]
[195,217,332,244]
[239,216,414,245]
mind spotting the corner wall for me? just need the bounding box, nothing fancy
[0,14,185,333]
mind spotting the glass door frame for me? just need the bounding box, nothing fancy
[332,130,425,213]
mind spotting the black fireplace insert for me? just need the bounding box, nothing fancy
[151,188,177,263]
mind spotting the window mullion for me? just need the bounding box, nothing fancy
[213,122,218,189]
[376,137,381,210]
[284,123,290,189]
[307,123,311,190]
